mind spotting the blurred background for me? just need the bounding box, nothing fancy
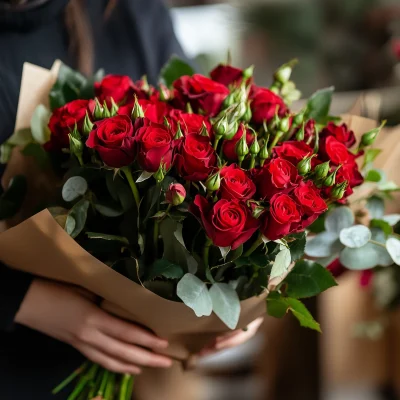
[165,1,400,400]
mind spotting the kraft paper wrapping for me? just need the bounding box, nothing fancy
[0,62,267,399]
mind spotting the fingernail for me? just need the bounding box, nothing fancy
[155,340,169,349]
[161,359,173,368]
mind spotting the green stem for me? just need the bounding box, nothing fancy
[203,238,215,283]
[244,234,263,257]
[67,363,98,400]
[268,132,283,153]
[122,167,141,209]
[249,156,256,169]
[52,362,89,395]
[119,374,133,400]
[126,376,135,400]
[77,154,84,167]
[105,372,116,400]
[213,136,221,150]
[368,239,387,249]
[98,369,110,396]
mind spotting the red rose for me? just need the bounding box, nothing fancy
[167,109,212,136]
[274,141,314,165]
[118,99,170,124]
[190,195,259,249]
[262,193,301,240]
[210,64,244,86]
[174,133,217,181]
[173,74,229,117]
[45,99,90,151]
[135,119,174,172]
[166,183,186,206]
[86,115,135,168]
[249,86,287,124]
[320,122,356,148]
[294,181,327,215]
[255,157,300,200]
[320,136,354,165]
[95,75,136,105]
[219,164,256,201]
[222,124,253,161]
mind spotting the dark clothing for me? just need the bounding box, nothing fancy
[0,1,185,398]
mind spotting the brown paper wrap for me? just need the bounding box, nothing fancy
[0,62,267,399]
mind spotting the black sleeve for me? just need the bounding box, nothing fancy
[0,69,34,331]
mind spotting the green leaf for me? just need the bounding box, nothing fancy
[307,215,326,234]
[365,169,382,183]
[21,142,50,169]
[147,259,184,280]
[65,199,89,238]
[86,232,129,245]
[366,196,384,219]
[30,105,51,144]
[288,232,306,261]
[209,282,241,330]
[370,219,392,236]
[305,231,342,258]
[94,202,124,217]
[339,243,380,270]
[339,225,371,248]
[6,128,33,147]
[306,86,334,121]
[364,148,382,166]
[267,292,321,332]
[383,214,400,226]
[386,238,400,266]
[325,206,354,235]
[284,260,337,298]
[0,175,27,220]
[177,273,212,317]
[62,176,88,202]
[160,56,195,88]
[106,173,134,212]
[270,248,291,279]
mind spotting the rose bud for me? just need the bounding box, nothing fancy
[174,122,184,139]
[279,115,291,133]
[293,110,305,126]
[250,136,260,156]
[297,154,315,176]
[200,122,210,137]
[360,121,386,147]
[166,183,186,206]
[223,93,236,108]
[314,161,330,180]
[273,59,297,84]
[102,101,112,118]
[259,140,269,166]
[132,96,145,119]
[323,165,341,187]
[331,180,348,200]
[235,131,249,164]
[82,112,94,136]
[153,163,165,183]
[110,98,119,116]
[214,114,229,138]
[295,122,305,141]
[69,125,84,164]
[93,98,104,120]
[242,103,252,123]
[159,84,171,102]
[243,65,254,79]
[205,170,221,192]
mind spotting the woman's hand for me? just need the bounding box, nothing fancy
[15,279,172,375]
[198,316,264,357]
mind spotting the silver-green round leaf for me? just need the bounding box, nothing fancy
[339,225,371,248]
[62,176,88,202]
[386,237,400,266]
[339,243,380,270]
[325,206,354,235]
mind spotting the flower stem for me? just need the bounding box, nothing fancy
[203,238,215,283]
[213,137,221,150]
[98,369,110,396]
[119,374,134,400]
[268,132,283,153]
[249,156,256,169]
[243,234,264,257]
[122,167,141,209]
[52,362,89,395]
[368,239,387,249]
[104,372,116,399]
[67,363,98,400]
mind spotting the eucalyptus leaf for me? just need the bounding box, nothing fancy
[370,219,392,236]
[325,206,354,235]
[305,232,342,258]
[219,246,231,260]
[383,214,400,226]
[284,260,337,298]
[339,225,371,248]
[30,104,51,144]
[65,199,89,238]
[177,273,212,317]
[209,283,241,330]
[136,171,154,183]
[86,232,129,245]
[62,176,88,202]
[270,248,291,279]
[6,128,33,147]
[65,215,76,236]
[94,203,124,217]
[339,243,380,270]
[370,228,393,267]
[386,238,400,266]
[366,196,384,219]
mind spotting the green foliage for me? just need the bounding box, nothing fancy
[160,56,195,88]
[147,259,184,280]
[267,291,321,331]
[306,87,334,122]
[65,199,89,239]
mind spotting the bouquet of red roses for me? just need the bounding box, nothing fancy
[0,58,379,399]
